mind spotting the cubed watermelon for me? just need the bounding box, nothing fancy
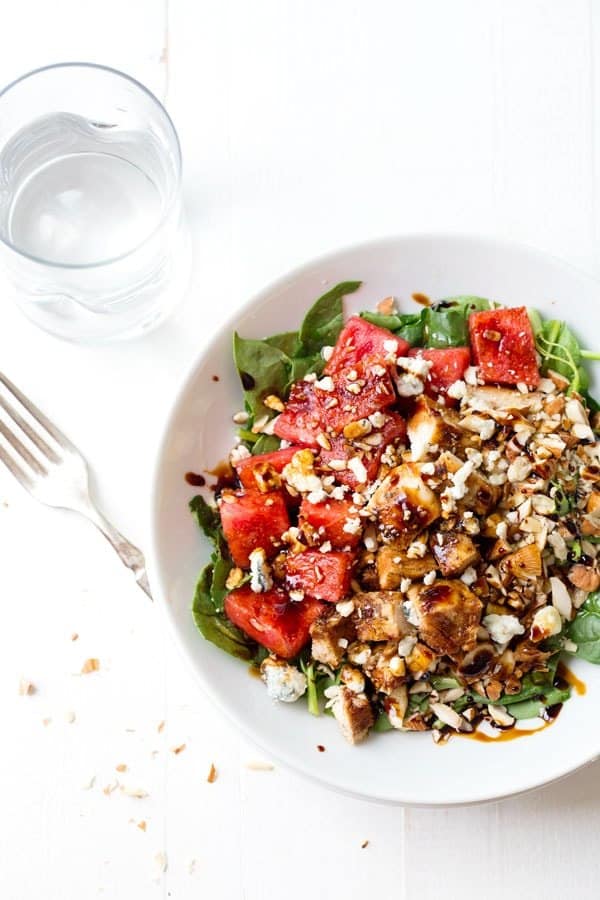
[299,497,362,549]
[319,412,406,488]
[408,347,471,403]
[224,586,325,658]
[468,307,540,387]
[273,381,322,447]
[285,550,354,602]
[324,316,410,374]
[322,359,396,432]
[219,491,290,568]
[234,446,301,492]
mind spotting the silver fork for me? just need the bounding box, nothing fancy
[0,371,152,598]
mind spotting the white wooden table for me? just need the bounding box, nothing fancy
[1,2,600,898]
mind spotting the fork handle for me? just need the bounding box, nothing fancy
[83,505,153,599]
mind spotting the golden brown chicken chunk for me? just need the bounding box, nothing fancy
[310,609,356,668]
[353,591,417,642]
[367,463,441,535]
[409,579,482,657]
[376,544,438,589]
[430,532,479,576]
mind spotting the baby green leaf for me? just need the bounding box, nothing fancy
[298,281,361,355]
[192,564,256,661]
[189,495,221,543]
[567,591,600,664]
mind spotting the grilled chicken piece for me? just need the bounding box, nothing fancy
[464,385,544,415]
[407,396,450,462]
[409,580,482,657]
[367,463,441,535]
[376,544,437,589]
[353,591,417,642]
[431,531,479,576]
[364,642,408,695]
[328,686,374,744]
[405,641,437,677]
[310,609,356,668]
[437,450,502,516]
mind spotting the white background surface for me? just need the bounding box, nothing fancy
[0,1,599,898]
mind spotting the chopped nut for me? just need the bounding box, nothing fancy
[81,658,100,674]
[264,394,285,412]
[172,743,186,755]
[18,678,36,696]
[207,763,218,783]
[115,763,128,773]
[245,760,274,771]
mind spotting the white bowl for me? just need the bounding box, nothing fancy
[150,234,600,806]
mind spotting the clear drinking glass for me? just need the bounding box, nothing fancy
[0,63,191,342]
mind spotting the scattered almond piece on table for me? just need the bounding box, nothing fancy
[115,763,127,773]
[361,840,370,849]
[137,820,147,832]
[70,632,79,641]
[65,711,76,724]
[245,761,274,771]
[157,720,165,733]
[81,658,100,674]
[18,678,36,696]
[206,764,218,783]
[172,743,186,755]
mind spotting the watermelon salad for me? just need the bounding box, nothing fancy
[189,283,600,744]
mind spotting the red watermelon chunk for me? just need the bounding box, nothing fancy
[224,586,325,658]
[285,550,354,603]
[469,307,540,387]
[408,347,471,404]
[234,446,301,492]
[299,497,362,549]
[219,491,290,568]
[273,380,322,447]
[319,412,407,488]
[321,359,396,431]
[325,316,410,374]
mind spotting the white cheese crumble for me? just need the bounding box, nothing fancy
[397,635,418,657]
[319,541,332,553]
[460,566,478,586]
[448,459,477,500]
[230,444,251,464]
[400,577,412,593]
[403,599,421,626]
[396,355,433,378]
[321,345,334,361]
[482,613,525,646]
[446,380,467,400]
[249,548,273,593]
[282,450,322,493]
[383,339,399,355]
[423,570,437,586]
[343,517,362,535]
[464,366,480,386]
[261,659,307,702]
[406,539,427,559]
[347,455,368,484]
[336,599,355,617]
[420,462,435,475]
[395,373,424,397]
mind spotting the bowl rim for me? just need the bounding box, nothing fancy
[147,231,600,806]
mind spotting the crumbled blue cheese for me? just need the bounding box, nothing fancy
[395,373,425,397]
[447,380,467,400]
[321,345,334,361]
[249,548,273,593]
[343,517,362,535]
[460,566,478,586]
[282,449,322,493]
[261,658,307,702]
[448,452,482,500]
[403,599,421,627]
[423,570,437,586]
[483,613,525,646]
[396,356,433,378]
[230,444,251,464]
[397,634,418,657]
[368,411,386,428]
[347,455,368,484]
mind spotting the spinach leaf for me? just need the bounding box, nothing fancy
[265,331,302,357]
[423,296,495,349]
[373,711,394,732]
[567,591,600,663]
[298,280,360,355]
[251,434,281,455]
[192,563,256,661]
[233,333,291,426]
[189,495,221,542]
[211,554,233,612]
[289,353,324,384]
[360,310,425,346]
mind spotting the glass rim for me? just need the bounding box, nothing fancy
[0,61,183,270]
